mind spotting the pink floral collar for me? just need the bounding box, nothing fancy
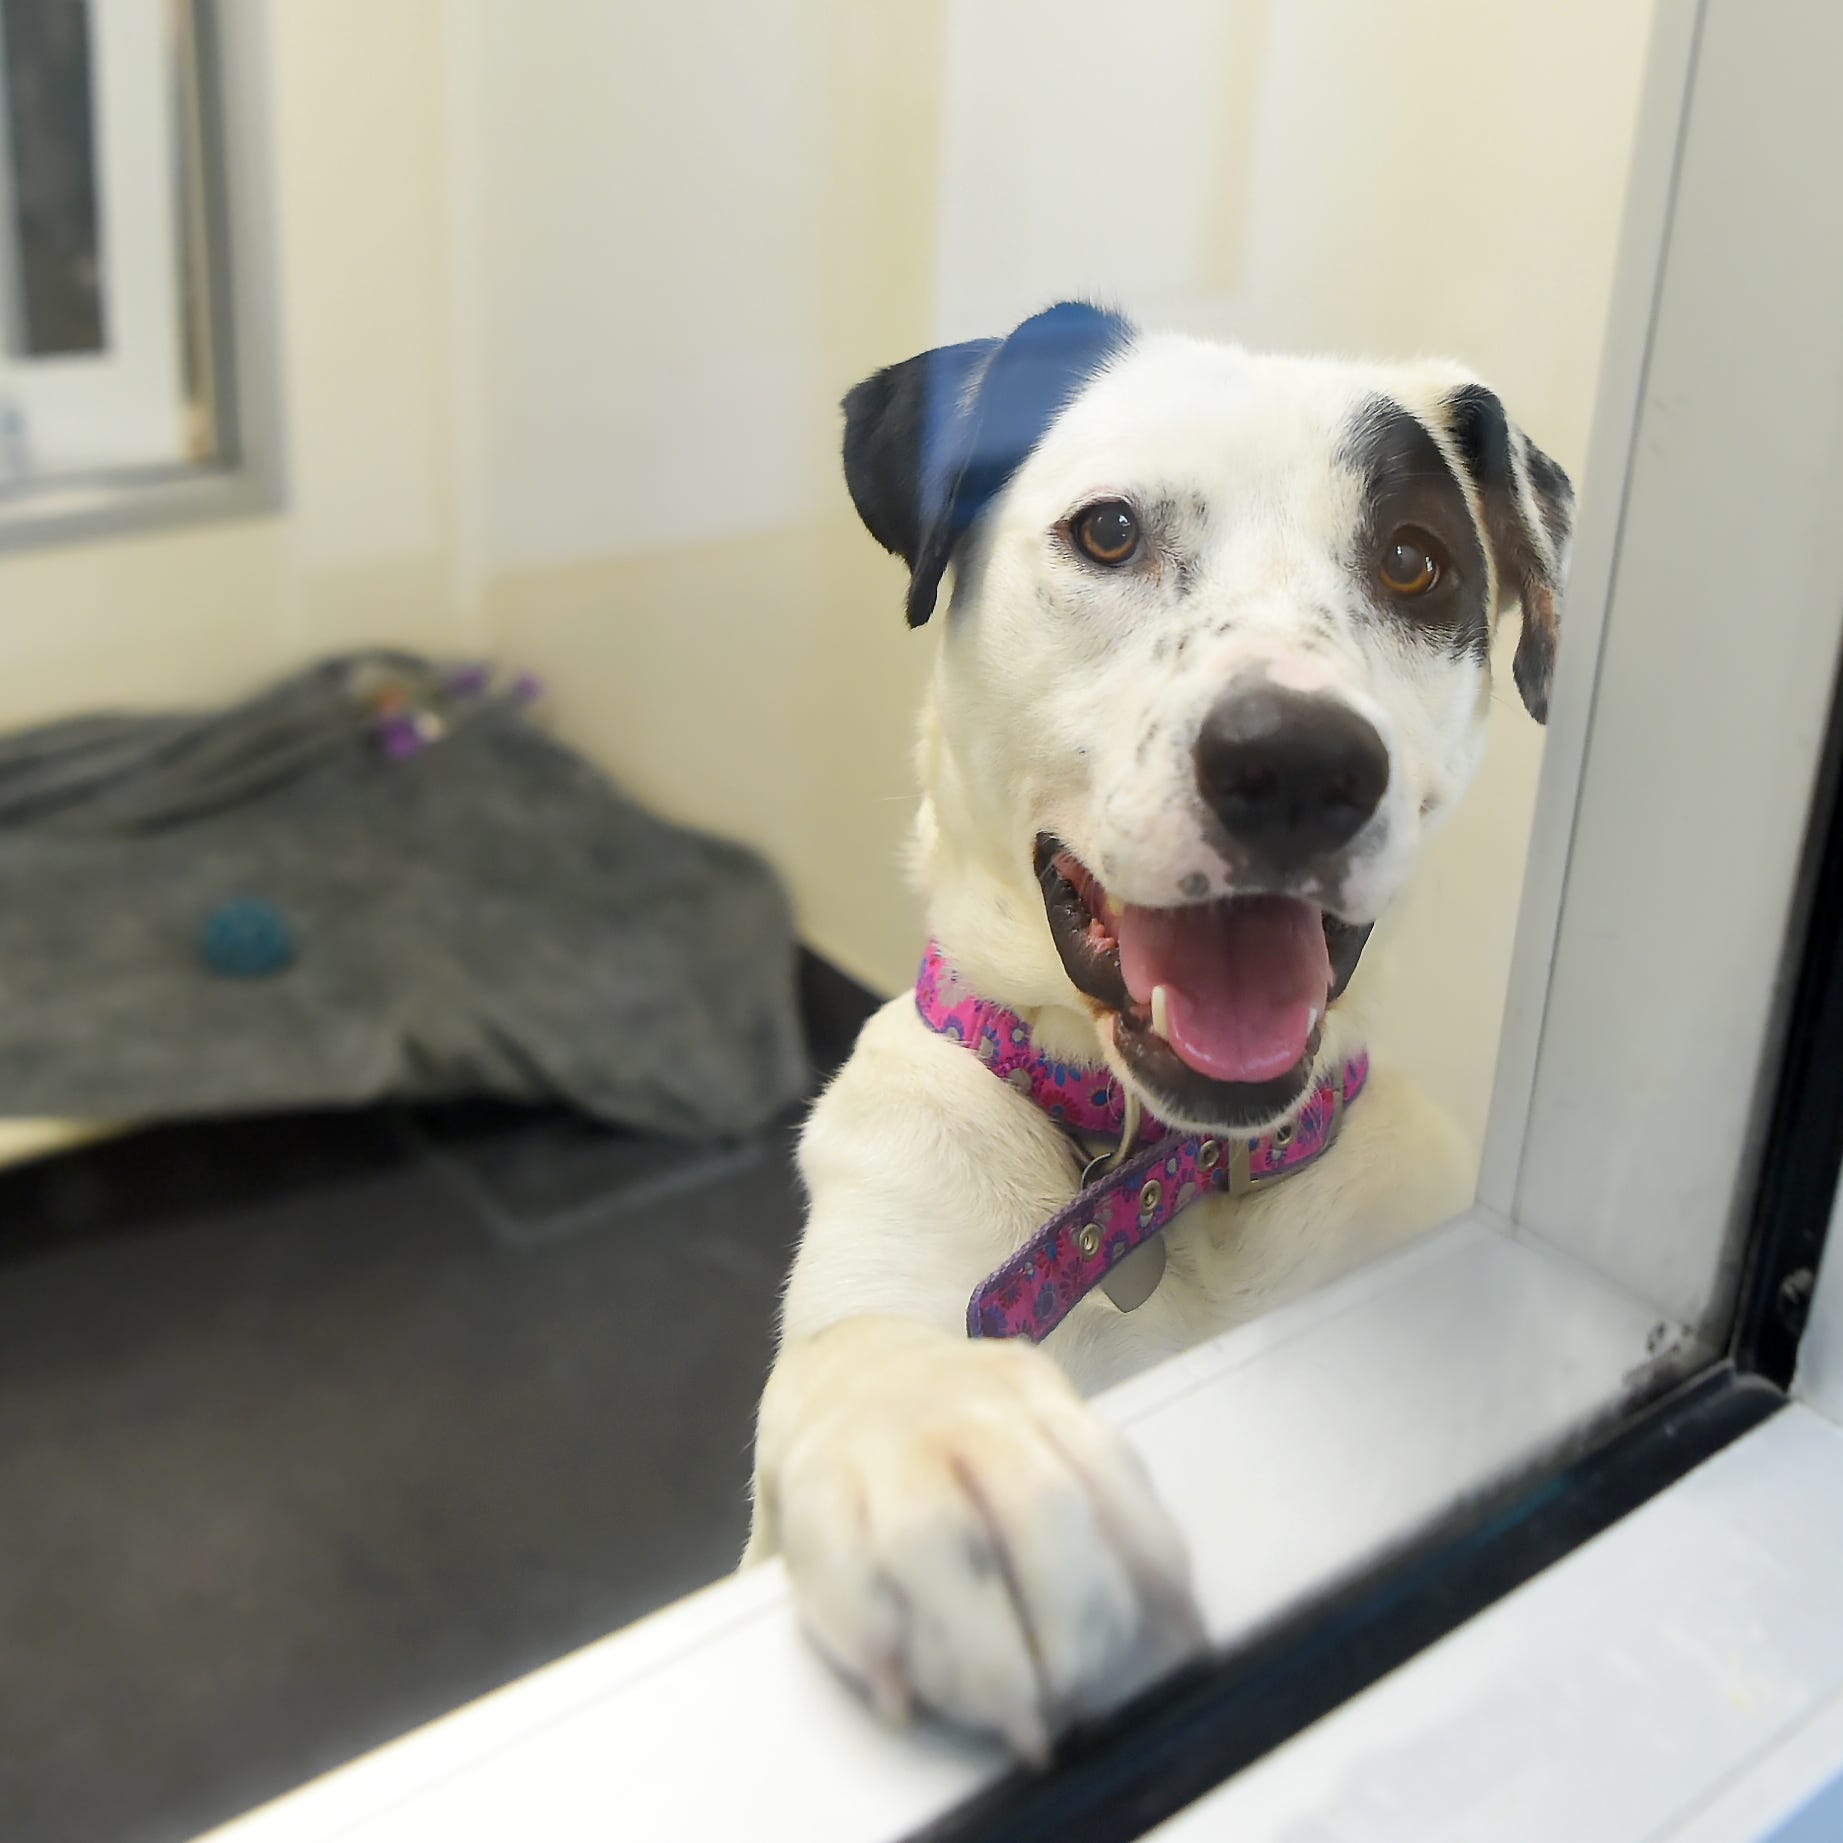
[915,941,1367,1342]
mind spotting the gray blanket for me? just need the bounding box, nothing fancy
[0,654,808,1135]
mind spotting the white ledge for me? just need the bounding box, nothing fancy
[197,1211,1678,1842]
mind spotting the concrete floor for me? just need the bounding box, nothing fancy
[0,1097,811,1843]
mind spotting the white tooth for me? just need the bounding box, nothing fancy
[1307,1007,1321,1034]
[1151,984,1171,1041]
[1102,893,1124,922]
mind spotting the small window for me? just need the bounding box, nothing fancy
[0,0,264,532]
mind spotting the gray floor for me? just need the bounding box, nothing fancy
[0,1098,812,1843]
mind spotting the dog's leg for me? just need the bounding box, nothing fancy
[745,1000,1205,1760]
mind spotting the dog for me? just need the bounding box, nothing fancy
[744,302,1572,1761]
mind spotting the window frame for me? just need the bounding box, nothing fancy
[1479,0,1843,1346]
[0,0,282,552]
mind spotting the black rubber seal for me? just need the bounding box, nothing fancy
[1730,643,1843,1384]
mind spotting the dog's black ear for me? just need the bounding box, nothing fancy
[841,301,1135,627]
[1442,384,1576,724]
[841,335,997,620]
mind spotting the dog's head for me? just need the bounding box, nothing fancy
[844,302,1573,1133]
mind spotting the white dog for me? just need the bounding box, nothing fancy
[745,303,1571,1761]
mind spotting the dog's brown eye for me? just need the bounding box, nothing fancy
[1072,500,1140,566]
[1379,529,1441,596]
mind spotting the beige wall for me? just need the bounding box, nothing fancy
[0,0,1657,1159]
[448,0,950,990]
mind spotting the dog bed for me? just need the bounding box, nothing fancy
[0,653,807,1136]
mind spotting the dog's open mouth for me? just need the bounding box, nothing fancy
[1036,836,1364,1128]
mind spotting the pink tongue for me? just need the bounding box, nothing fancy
[1116,896,1330,1084]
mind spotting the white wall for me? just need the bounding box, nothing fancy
[447,3,841,569]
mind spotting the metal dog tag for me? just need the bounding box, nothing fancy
[1099,1236,1166,1313]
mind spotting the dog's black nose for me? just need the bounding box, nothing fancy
[1194,685,1389,869]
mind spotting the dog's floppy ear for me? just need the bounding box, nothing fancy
[1441,384,1576,724]
[841,335,997,623]
[841,301,1134,627]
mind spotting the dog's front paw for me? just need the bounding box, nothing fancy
[768,1322,1204,1761]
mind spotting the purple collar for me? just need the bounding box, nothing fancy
[915,941,1367,1343]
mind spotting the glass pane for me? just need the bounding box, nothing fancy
[25,2,1843,1834]
[0,0,103,357]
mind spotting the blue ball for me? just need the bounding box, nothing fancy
[201,898,297,979]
